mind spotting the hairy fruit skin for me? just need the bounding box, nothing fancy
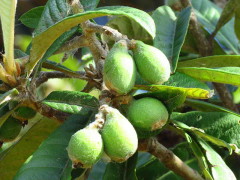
[101,106,138,162]
[128,97,169,132]
[132,41,171,84]
[0,116,22,142]
[103,40,136,95]
[67,128,103,168]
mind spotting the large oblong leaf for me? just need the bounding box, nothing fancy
[172,111,240,148]
[0,115,59,180]
[177,67,240,86]
[178,55,240,68]
[42,91,99,114]
[134,85,213,99]
[152,6,191,72]
[26,6,155,75]
[14,112,93,180]
[103,152,138,180]
[0,0,17,75]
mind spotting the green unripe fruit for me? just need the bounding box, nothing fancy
[132,41,171,84]
[101,106,138,162]
[67,127,103,168]
[9,101,36,121]
[0,116,22,142]
[13,107,37,121]
[103,40,136,95]
[128,97,169,132]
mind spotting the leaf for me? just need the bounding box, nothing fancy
[191,0,239,54]
[234,6,240,40]
[81,0,100,10]
[163,72,210,90]
[173,121,233,154]
[185,99,240,117]
[152,6,191,72]
[34,0,69,35]
[0,89,19,107]
[103,152,138,180]
[88,160,107,180]
[134,85,213,99]
[134,89,186,112]
[19,6,44,29]
[171,111,240,148]
[178,55,240,68]
[0,0,17,75]
[43,91,99,114]
[197,138,236,180]
[104,16,153,45]
[14,112,93,180]
[26,6,155,75]
[0,114,59,180]
[40,26,79,64]
[212,0,236,35]
[177,67,240,86]
[183,133,213,180]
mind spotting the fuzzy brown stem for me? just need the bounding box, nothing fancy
[139,138,204,180]
[35,71,87,87]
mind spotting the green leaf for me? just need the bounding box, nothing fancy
[234,6,240,40]
[88,160,107,180]
[40,26,78,64]
[191,0,239,54]
[183,133,213,180]
[14,112,93,180]
[0,114,59,180]
[171,111,240,148]
[43,91,99,114]
[212,0,236,35]
[81,0,100,10]
[178,55,240,68]
[134,85,213,99]
[173,121,233,154]
[177,67,240,86]
[0,0,17,65]
[103,152,138,180]
[197,138,236,180]
[152,6,191,72]
[26,6,155,75]
[134,89,186,112]
[34,0,69,35]
[19,6,44,29]
[0,89,19,107]
[104,16,153,45]
[163,72,210,90]
[185,99,240,117]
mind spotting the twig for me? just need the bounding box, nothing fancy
[85,22,128,42]
[139,138,204,180]
[35,71,87,87]
[54,35,88,54]
[212,83,239,112]
[180,0,239,112]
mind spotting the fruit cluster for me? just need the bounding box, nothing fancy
[103,40,171,95]
[67,97,169,168]
[67,40,170,168]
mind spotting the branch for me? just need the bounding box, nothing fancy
[85,22,128,42]
[139,138,204,180]
[180,0,239,112]
[54,35,88,54]
[35,71,87,87]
